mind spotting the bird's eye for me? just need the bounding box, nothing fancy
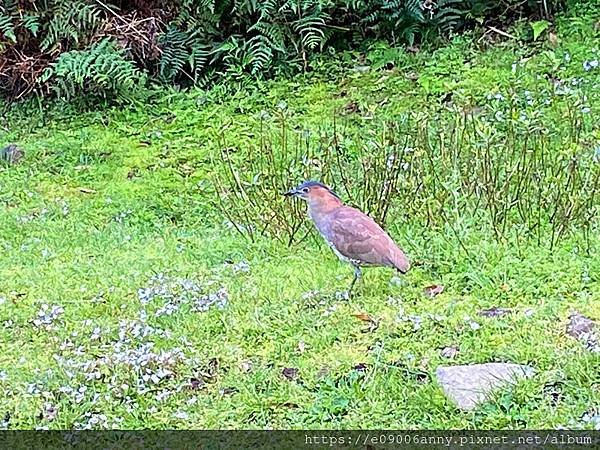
[302,187,309,193]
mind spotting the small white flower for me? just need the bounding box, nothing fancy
[232,260,250,273]
[389,276,403,286]
[583,60,598,71]
[469,321,481,330]
[174,411,189,420]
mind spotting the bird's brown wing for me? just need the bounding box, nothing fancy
[327,206,410,273]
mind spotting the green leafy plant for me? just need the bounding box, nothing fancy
[0,0,569,100]
[39,38,146,100]
[213,94,599,250]
[531,20,550,41]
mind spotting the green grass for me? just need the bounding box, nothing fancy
[0,8,599,429]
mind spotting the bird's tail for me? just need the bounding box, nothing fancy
[391,246,410,274]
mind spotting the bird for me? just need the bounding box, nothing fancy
[284,180,410,295]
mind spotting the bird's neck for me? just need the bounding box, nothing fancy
[308,197,343,221]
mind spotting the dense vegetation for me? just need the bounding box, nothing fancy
[1,0,565,100]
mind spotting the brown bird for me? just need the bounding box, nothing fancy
[284,181,410,295]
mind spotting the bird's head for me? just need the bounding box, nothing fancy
[284,181,341,205]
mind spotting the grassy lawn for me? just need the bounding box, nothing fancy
[0,7,599,429]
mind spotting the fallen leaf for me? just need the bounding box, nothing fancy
[548,31,559,47]
[276,402,299,409]
[352,312,375,322]
[440,346,459,359]
[281,367,298,381]
[423,284,444,298]
[78,187,96,194]
[478,307,512,318]
[352,312,379,332]
[297,340,306,354]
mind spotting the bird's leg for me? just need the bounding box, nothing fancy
[347,265,362,297]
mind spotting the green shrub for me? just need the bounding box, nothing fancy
[0,0,568,100]
[212,95,599,249]
[39,38,146,101]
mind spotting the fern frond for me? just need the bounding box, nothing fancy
[0,13,16,43]
[40,0,102,52]
[247,34,274,74]
[41,38,145,100]
[292,16,328,50]
[435,0,466,34]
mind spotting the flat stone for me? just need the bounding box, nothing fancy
[436,363,535,410]
[478,307,512,318]
[0,144,24,165]
[566,311,596,339]
[566,311,599,353]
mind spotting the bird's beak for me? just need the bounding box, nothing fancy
[283,188,298,197]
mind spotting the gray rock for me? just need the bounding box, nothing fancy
[0,144,24,165]
[567,311,599,353]
[436,363,535,410]
[567,311,596,339]
[478,307,512,318]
